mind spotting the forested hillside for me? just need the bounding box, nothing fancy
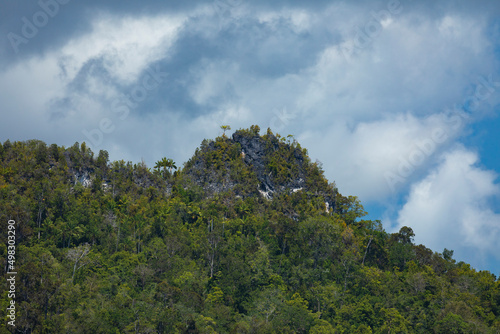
[1,126,500,333]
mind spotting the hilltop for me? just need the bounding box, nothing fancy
[183,125,336,213]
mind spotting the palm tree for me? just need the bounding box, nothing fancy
[220,125,231,137]
[154,157,177,178]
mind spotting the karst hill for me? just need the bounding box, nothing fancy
[0,126,499,333]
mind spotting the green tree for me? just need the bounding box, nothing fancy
[220,125,231,136]
[379,308,409,333]
[154,157,177,178]
[434,313,470,334]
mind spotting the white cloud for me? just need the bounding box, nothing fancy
[0,11,188,149]
[189,60,240,105]
[395,147,500,268]
[59,13,185,84]
[298,12,494,123]
[301,111,462,201]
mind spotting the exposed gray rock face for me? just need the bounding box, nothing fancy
[232,131,272,193]
[232,131,307,197]
[74,171,92,187]
[185,140,237,196]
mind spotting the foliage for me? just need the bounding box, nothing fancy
[0,127,499,333]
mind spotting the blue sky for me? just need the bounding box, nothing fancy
[1,0,500,274]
